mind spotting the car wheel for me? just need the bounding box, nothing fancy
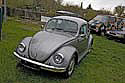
[88,39,93,53]
[101,31,105,36]
[123,35,125,43]
[101,25,106,36]
[16,62,22,68]
[16,61,23,69]
[122,37,125,43]
[123,40,125,44]
[98,25,105,36]
[64,57,75,78]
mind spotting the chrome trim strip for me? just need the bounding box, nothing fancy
[20,43,26,48]
[13,52,66,72]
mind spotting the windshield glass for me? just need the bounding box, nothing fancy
[93,15,108,22]
[46,19,78,34]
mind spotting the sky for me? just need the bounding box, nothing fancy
[63,0,125,11]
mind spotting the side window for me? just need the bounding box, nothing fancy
[80,24,87,34]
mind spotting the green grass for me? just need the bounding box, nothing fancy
[0,19,125,83]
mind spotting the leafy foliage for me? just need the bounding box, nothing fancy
[7,0,33,8]
[114,5,125,16]
[7,0,119,20]
[85,9,97,21]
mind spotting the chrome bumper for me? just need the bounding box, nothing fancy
[13,52,66,72]
[106,32,125,38]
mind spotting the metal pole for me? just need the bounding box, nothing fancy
[0,7,2,40]
[4,0,7,22]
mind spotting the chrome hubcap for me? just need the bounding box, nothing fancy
[68,58,75,75]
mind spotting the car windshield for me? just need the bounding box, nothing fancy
[93,15,108,22]
[46,19,78,34]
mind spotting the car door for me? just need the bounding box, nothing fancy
[77,24,88,55]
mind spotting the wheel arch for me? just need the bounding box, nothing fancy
[73,51,78,64]
[55,45,79,67]
[88,34,93,47]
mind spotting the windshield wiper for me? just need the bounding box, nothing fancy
[63,30,77,33]
[55,28,64,31]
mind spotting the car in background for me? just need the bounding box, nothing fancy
[121,18,125,28]
[106,30,125,43]
[106,18,125,43]
[89,15,116,36]
[13,15,93,78]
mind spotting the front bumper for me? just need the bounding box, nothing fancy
[106,31,125,39]
[13,52,66,72]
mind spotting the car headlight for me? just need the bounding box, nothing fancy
[18,43,26,53]
[53,53,64,64]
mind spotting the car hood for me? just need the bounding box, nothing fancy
[29,31,74,62]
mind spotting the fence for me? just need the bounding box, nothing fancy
[9,8,46,21]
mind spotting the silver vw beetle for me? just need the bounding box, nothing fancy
[14,16,93,77]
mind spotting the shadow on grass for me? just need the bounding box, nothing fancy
[92,33,125,44]
[16,63,67,80]
[106,36,125,44]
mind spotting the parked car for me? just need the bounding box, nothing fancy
[13,16,93,77]
[89,15,116,36]
[106,30,125,42]
[106,18,125,43]
[121,18,125,28]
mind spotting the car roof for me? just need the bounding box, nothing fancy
[56,11,83,18]
[53,16,87,26]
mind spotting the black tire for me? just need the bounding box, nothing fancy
[122,36,125,43]
[123,40,125,43]
[101,31,105,36]
[16,61,23,68]
[64,57,75,78]
[123,35,125,43]
[98,25,106,36]
[88,39,93,53]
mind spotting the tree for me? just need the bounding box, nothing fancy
[85,9,97,21]
[87,4,92,10]
[97,8,112,15]
[0,0,2,40]
[7,0,33,8]
[56,0,63,5]
[114,5,125,17]
[80,2,83,9]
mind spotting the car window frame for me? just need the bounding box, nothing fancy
[79,24,87,35]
